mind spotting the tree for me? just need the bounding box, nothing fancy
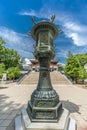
[0,37,21,80]
[79,66,87,80]
[64,56,80,83]
[0,37,21,69]
[0,37,5,62]
[75,54,87,66]
[0,63,5,78]
[4,48,21,69]
[67,51,73,58]
[64,54,87,83]
[0,37,5,45]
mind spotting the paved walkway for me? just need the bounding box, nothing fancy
[0,83,87,130]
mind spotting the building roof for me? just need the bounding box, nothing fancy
[30,59,58,64]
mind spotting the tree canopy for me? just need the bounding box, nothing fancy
[0,37,21,69]
[64,51,87,83]
[0,37,21,79]
[75,53,87,66]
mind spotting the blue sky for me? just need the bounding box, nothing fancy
[0,0,87,64]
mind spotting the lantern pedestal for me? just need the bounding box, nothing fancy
[15,107,76,130]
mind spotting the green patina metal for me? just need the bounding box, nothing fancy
[27,16,62,122]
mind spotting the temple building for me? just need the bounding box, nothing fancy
[30,59,59,71]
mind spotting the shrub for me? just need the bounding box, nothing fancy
[0,73,3,78]
[7,67,21,80]
[0,63,5,78]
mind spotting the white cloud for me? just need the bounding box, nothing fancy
[19,9,37,16]
[0,26,34,58]
[56,49,68,58]
[19,7,87,46]
[19,6,52,19]
[63,21,87,46]
[0,27,20,44]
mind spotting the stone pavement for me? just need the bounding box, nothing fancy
[0,83,87,130]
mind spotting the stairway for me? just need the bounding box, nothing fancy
[20,72,39,84]
[51,71,72,85]
[20,71,72,85]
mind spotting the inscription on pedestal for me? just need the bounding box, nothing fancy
[37,101,53,107]
[36,111,55,119]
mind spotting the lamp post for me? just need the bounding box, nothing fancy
[27,16,62,121]
[15,16,76,130]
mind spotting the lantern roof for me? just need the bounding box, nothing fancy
[29,15,62,40]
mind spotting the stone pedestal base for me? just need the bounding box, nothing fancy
[15,107,76,130]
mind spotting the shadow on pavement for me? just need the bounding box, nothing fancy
[0,87,8,89]
[61,100,81,114]
[0,94,21,130]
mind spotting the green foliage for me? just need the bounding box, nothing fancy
[0,37,5,61]
[0,63,5,72]
[7,67,21,80]
[75,54,87,66]
[4,48,21,69]
[64,51,87,83]
[64,56,80,82]
[0,37,5,45]
[79,67,87,80]
[0,63,5,78]
[0,37,21,80]
[58,65,64,71]
[67,51,73,58]
[0,37,21,69]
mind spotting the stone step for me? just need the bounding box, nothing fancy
[20,71,72,85]
[15,116,23,130]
